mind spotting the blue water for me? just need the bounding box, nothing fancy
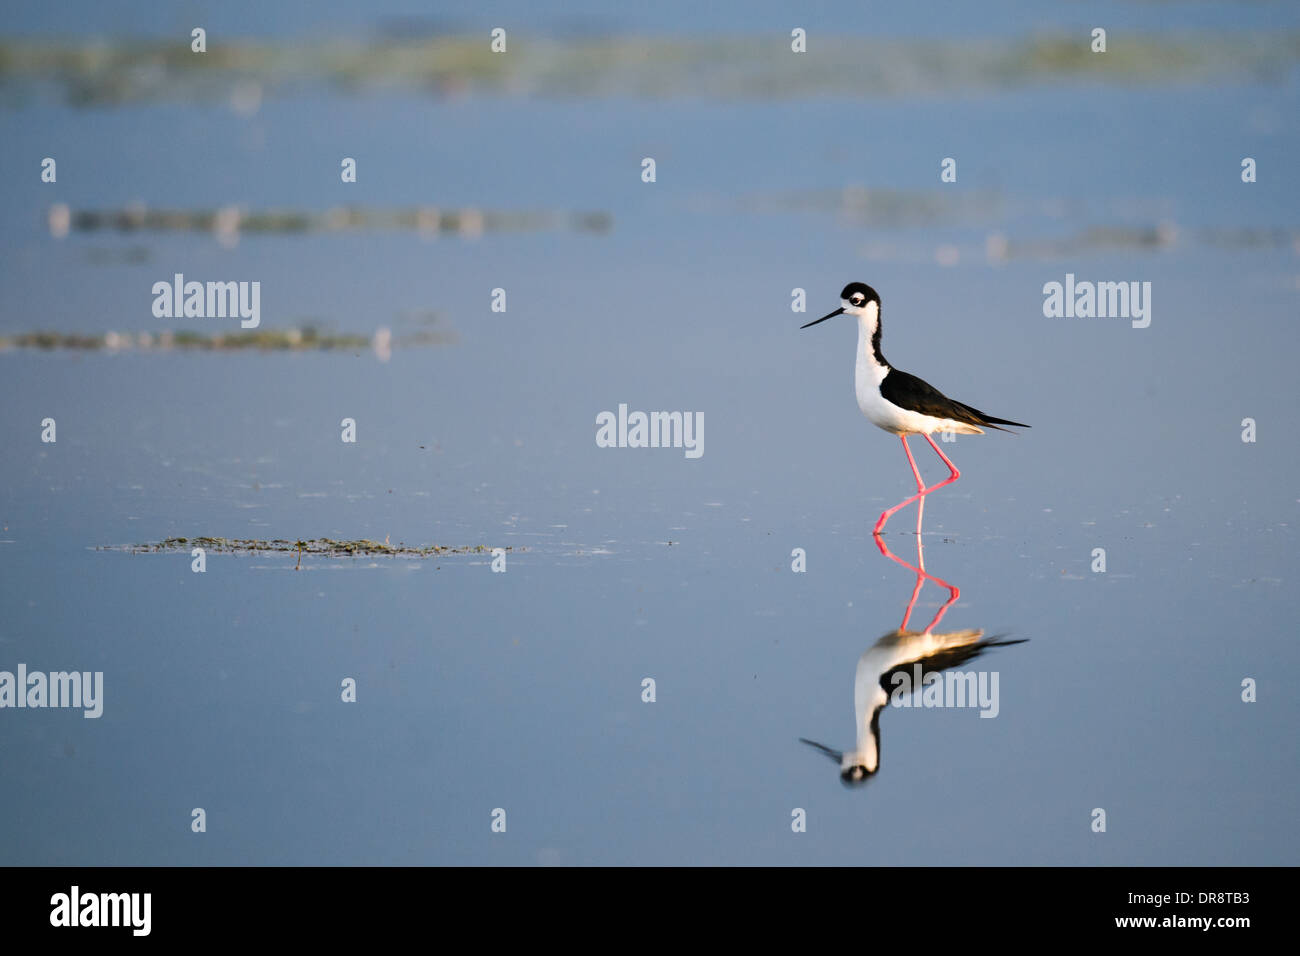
[1,2,1298,865]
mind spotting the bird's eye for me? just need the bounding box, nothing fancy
[851,296,864,305]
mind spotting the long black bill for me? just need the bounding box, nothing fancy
[800,307,844,329]
[798,738,843,763]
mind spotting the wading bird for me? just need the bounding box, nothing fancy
[801,283,1028,535]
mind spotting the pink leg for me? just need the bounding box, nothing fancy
[873,433,962,535]
[873,436,924,535]
[903,435,925,494]
[908,439,927,539]
[921,432,961,481]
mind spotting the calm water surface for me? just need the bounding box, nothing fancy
[1,1,1298,864]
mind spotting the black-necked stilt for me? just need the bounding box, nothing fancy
[801,282,1028,535]
[800,623,1027,786]
[800,534,1026,786]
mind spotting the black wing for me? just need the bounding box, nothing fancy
[879,637,1029,692]
[880,369,1029,431]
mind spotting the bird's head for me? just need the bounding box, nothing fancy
[801,282,881,329]
[800,737,879,787]
[839,762,876,787]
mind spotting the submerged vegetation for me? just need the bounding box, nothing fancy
[0,326,454,353]
[45,203,611,239]
[736,186,1300,261]
[1,31,1297,107]
[108,537,515,558]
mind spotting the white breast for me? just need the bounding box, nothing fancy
[853,310,982,436]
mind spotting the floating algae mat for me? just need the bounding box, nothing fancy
[47,203,611,239]
[0,326,454,353]
[107,537,516,558]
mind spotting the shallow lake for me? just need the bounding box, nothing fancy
[1,1,1297,864]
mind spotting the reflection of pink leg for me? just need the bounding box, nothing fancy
[901,563,925,630]
[874,533,961,634]
[873,433,962,536]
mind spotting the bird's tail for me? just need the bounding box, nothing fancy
[978,413,1030,431]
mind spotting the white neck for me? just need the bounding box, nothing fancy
[851,650,886,773]
[855,302,888,390]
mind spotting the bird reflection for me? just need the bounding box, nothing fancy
[800,534,1025,786]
